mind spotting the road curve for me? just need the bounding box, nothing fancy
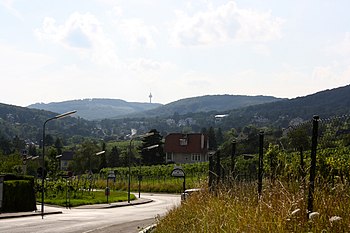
[0,193,180,233]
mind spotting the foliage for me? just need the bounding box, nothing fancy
[28,98,162,120]
[155,182,350,232]
[99,162,208,193]
[38,178,135,207]
[0,153,22,174]
[208,127,217,150]
[2,178,36,212]
[139,129,165,165]
[72,140,100,174]
[1,85,350,147]
[0,102,96,144]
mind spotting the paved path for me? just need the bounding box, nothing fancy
[0,193,180,233]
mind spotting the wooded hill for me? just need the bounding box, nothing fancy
[28,98,162,120]
[0,85,349,143]
[0,103,96,143]
[133,94,281,118]
[28,95,281,120]
[221,85,350,128]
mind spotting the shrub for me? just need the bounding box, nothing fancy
[1,174,36,212]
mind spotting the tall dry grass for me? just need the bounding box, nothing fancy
[155,180,350,232]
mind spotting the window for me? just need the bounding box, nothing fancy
[166,153,173,161]
[191,154,201,161]
[179,138,188,146]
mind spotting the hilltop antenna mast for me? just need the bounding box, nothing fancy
[149,92,153,103]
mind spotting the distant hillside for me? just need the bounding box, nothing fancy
[0,103,96,142]
[99,86,350,138]
[222,84,350,128]
[1,85,349,144]
[28,98,162,120]
[134,95,282,118]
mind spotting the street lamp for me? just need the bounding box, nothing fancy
[56,154,62,172]
[128,130,155,203]
[41,110,76,219]
[128,130,137,203]
[89,151,106,174]
[88,150,105,191]
[138,144,159,198]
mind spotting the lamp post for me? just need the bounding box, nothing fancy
[56,154,62,172]
[128,131,137,203]
[138,144,159,198]
[89,151,106,173]
[88,150,105,191]
[128,130,156,202]
[41,110,76,219]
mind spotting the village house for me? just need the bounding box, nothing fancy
[59,151,74,171]
[164,133,209,164]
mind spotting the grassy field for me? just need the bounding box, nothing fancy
[155,181,350,232]
[43,190,135,207]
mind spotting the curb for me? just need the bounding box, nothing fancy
[0,198,152,219]
[139,224,157,233]
[0,210,62,219]
[74,198,153,209]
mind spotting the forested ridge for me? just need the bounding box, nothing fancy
[0,85,349,143]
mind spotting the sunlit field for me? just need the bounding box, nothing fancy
[155,181,350,232]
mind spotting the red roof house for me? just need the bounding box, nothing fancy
[164,133,209,164]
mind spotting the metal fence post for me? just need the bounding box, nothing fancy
[231,140,236,181]
[258,131,264,198]
[299,146,305,189]
[307,115,319,217]
[216,150,221,187]
[208,155,214,192]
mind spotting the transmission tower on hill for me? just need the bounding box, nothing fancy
[149,92,153,103]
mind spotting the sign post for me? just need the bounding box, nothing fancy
[0,175,4,210]
[106,171,116,204]
[171,166,186,199]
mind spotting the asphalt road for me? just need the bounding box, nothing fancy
[0,193,180,233]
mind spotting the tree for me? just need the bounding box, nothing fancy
[216,127,224,147]
[55,137,63,155]
[109,146,120,167]
[12,135,25,152]
[0,135,12,155]
[28,144,37,156]
[72,140,99,174]
[45,134,54,146]
[139,129,165,165]
[99,141,107,170]
[173,112,180,123]
[208,127,217,150]
[287,127,310,151]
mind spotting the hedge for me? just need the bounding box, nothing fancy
[1,174,36,212]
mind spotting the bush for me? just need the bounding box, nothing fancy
[1,174,36,212]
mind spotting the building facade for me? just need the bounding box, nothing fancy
[164,133,209,164]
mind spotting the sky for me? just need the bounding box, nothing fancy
[1,0,350,107]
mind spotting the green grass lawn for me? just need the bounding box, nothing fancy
[43,190,136,207]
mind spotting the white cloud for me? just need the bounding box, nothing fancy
[116,19,158,49]
[169,1,284,47]
[0,0,23,20]
[126,58,177,83]
[312,65,333,80]
[0,44,56,106]
[0,44,54,76]
[108,6,123,18]
[327,32,350,56]
[312,62,350,86]
[35,12,119,67]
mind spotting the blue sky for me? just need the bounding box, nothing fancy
[1,0,349,107]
